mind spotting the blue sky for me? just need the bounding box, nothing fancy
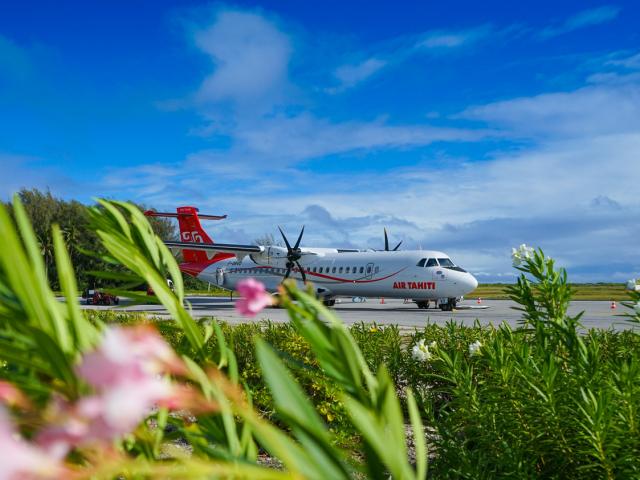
[1,1,639,282]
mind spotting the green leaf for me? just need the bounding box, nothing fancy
[52,224,98,351]
[407,389,428,480]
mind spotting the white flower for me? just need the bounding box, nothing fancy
[626,279,640,292]
[511,244,535,267]
[468,340,483,356]
[634,302,640,315]
[412,339,433,362]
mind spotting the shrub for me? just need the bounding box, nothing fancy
[1,198,638,479]
[0,197,426,479]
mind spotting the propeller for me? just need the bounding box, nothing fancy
[278,226,307,283]
[384,228,402,251]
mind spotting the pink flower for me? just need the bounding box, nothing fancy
[0,381,29,409]
[36,326,184,455]
[37,379,176,454]
[235,278,273,317]
[76,326,183,388]
[0,407,62,479]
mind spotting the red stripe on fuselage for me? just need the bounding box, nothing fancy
[230,265,407,283]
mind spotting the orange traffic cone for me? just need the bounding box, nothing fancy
[477,297,482,304]
[380,297,385,304]
[610,301,617,310]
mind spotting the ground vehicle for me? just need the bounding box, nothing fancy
[83,289,119,306]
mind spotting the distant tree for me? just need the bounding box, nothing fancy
[6,189,179,290]
[134,203,178,242]
[253,232,283,246]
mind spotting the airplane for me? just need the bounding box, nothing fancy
[144,206,478,310]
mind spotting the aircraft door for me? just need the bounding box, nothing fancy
[365,262,374,280]
[216,267,225,286]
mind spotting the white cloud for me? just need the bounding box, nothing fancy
[606,50,640,70]
[330,57,386,92]
[192,9,292,106]
[230,113,492,163]
[539,5,620,39]
[459,81,640,138]
[128,8,638,281]
[327,25,491,94]
[416,26,490,49]
[185,10,492,167]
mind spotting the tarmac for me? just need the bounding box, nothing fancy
[79,296,637,331]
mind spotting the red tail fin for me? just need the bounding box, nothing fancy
[176,206,213,263]
[144,206,233,276]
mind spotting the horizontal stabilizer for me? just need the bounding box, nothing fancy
[144,210,227,221]
[165,241,263,255]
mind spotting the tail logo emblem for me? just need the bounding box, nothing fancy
[182,231,204,243]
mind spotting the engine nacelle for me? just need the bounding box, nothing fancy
[249,246,292,268]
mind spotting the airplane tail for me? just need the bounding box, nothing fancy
[144,206,233,275]
[175,206,213,262]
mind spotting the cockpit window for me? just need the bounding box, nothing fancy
[417,258,427,267]
[425,258,438,267]
[437,258,455,267]
[445,266,467,272]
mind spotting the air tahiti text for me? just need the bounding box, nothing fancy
[393,281,436,290]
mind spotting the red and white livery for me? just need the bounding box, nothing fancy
[145,206,478,310]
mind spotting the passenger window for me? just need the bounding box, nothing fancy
[417,258,427,267]
[345,267,350,273]
[366,266,372,274]
[332,267,336,273]
[426,258,438,267]
[353,266,357,273]
[339,267,343,273]
[312,267,316,273]
[359,267,364,274]
[319,267,323,273]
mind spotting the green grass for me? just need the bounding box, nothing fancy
[471,283,628,300]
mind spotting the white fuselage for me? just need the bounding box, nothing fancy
[194,248,478,301]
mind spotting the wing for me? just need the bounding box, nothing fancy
[164,241,264,259]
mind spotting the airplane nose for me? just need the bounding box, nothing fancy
[466,273,478,293]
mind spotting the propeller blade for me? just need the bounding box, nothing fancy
[283,266,292,280]
[293,226,305,250]
[278,226,292,252]
[393,240,403,251]
[295,261,307,283]
[384,228,389,251]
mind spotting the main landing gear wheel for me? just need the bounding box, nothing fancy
[416,300,430,309]
[439,298,456,311]
[323,299,336,307]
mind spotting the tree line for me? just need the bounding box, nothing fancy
[3,189,208,291]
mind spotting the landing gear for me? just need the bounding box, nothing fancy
[439,298,457,311]
[323,299,336,307]
[416,300,430,309]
